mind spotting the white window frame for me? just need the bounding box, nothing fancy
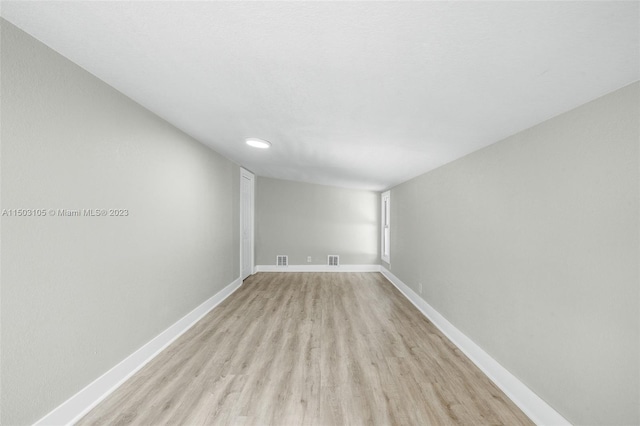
[381,191,390,263]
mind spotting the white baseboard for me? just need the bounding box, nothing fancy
[379,267,570,426]
[34,276,243,426]
[255,264,380,272]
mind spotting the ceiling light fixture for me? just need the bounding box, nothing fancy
[245,138,271,149]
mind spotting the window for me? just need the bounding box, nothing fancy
[381,191,390,263]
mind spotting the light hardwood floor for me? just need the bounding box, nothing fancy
[78,272,533,425]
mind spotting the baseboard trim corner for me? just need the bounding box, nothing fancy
[255,264,381,273]
[34,276,243,426]
[379,266,570,426]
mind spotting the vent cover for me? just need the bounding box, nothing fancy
[328,255,339,266]
[276,255,288,267]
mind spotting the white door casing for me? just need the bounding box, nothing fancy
[240,168,255,280]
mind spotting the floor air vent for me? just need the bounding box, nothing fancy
[276,255,288,267]
[328,255,339,266]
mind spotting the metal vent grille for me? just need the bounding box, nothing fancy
[276,255,288,267]
[328,255,339,266]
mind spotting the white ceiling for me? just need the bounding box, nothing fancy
[2,1,639,191]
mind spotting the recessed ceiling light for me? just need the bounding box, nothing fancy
[245,138,271,149]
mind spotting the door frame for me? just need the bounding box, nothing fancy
[240,167,255,280]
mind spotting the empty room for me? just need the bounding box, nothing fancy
[1,1,638,425]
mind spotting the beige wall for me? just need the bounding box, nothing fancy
[256,177,379,266]
[0,20,240,425]
[387,82,639,425]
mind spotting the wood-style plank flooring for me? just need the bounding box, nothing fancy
[78,272,533,425]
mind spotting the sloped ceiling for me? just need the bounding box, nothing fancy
[2,1,638,190]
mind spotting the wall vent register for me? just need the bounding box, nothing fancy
[328,255,340,266]
[276,255,288,267]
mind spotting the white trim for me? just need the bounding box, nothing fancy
[380,191,390,264]
[255,264,380,272]
[379,266,571,426]
[34,277,243,426]
[240,167,255,279]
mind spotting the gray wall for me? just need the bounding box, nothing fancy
[386,82,639,425]
[1,20,240,425]
[256,177,379,266]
